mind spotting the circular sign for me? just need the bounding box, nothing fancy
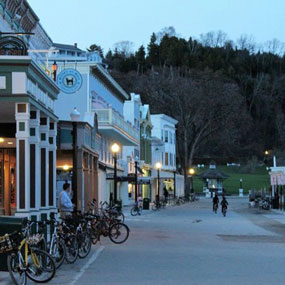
[57,69,82,94]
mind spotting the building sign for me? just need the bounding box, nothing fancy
[57,69,82,94]
[0,36,28,56]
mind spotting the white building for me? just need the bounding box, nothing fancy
[122,93,142,204]
[151,114,184,200]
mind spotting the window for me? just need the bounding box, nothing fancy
[165,153,169,166]
[170,153,173,166]
[30,128,35,136]
[161,130,163,141]
[164,130,168,143]
[19,122,25,131]
[170,132,172,144]
[161,152,164,164]
[17,104,26,113]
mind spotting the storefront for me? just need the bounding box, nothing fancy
[0,52,59,219]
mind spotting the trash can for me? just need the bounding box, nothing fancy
[0,216,27,271]
[143,198,150,210]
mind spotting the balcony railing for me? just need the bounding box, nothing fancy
[96,108,139,143]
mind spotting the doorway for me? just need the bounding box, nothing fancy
[0,149,16,215]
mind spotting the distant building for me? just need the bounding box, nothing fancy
[150,114,184,200]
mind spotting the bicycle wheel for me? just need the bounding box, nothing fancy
[109,223,129,244]
[26,249,55,283]
[7,252,27,285]
[50,239,66,269]
[78,233,91,259]
[64,235,79,264]
[130,207,138,216]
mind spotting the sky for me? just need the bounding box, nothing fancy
[28,0,285,54]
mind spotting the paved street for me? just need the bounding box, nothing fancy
[2,197,285,284]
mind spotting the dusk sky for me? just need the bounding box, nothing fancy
[28,0,284,53]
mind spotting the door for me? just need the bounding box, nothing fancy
[0,149,16,215]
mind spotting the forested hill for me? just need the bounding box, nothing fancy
[89,29,285,175]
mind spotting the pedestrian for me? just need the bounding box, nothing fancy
[59,182,73,218]
[163,186,169,204]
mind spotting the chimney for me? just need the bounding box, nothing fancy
[74,43,77,48]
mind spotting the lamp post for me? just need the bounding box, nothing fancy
[111,143,120,204]
[70,107,80,208]
[189,167,195,194]
[240,178,243,189]
[135,161,138,203]
[155,162,162,202]
[173,171,176,199]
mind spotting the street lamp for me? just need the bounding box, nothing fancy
[70,107,80,208]
[111,143,120,204]
[189,167,195,193]
[240,178,243,189]
[155,162,162,202]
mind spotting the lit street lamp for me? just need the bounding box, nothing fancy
[240,178,243,189]
[189,167,195,193]
[155,162,162,203]
[70,107,80,208]
[111,143,120,204]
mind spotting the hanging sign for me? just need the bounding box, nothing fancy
[57,69,82,94]
[0,36,28,56]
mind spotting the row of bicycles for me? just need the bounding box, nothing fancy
[0,199,130,285]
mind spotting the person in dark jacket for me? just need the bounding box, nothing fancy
[212,194,219,212]
[221,196,228,212]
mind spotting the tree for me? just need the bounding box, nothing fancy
[135,45,146,74]
[87,44,104,58]
[147,33,159,67]
[113,41,134,57]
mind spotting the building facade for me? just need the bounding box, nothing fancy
[0,0,60,219]
[0,56,59,220]
[151,114,184,201]
[51,46,139,207]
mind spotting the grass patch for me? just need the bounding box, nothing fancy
[193,165,270,195]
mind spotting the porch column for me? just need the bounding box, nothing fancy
[15,103,30,214]
[49,120,57,210]
[29,109,41,211]
[39,116,50,210]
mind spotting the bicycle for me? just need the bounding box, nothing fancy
[5,221,56,284]
[38,219,66,269]
[130,201,142,216]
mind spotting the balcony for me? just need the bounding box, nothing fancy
[96,109,139,146]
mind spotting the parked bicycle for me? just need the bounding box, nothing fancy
[4,220,56,285]
[131,201,142,216]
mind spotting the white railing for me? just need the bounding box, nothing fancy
[96,108,139,142]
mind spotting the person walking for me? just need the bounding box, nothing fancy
[59,182,73,218]
[212,193,219,213]
[163,186,169,204]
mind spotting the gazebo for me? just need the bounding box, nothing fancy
[199,161,229,197]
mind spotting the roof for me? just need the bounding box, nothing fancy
[199,169,229,180]
[151,114,178,125]
[52,43,83,52]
